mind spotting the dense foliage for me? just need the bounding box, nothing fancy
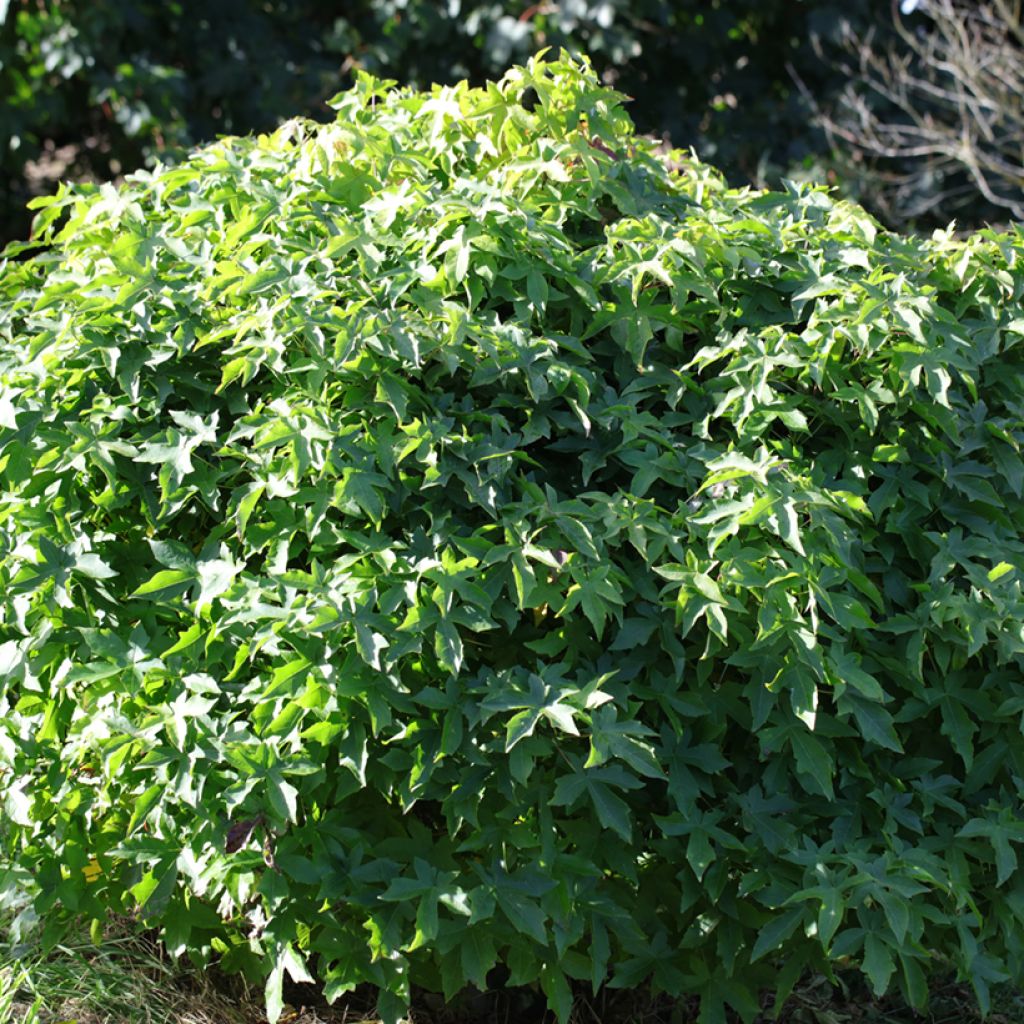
[0,0,874,243]
[1,53,1023,1024]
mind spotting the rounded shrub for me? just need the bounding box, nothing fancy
[1,52,1023,1024]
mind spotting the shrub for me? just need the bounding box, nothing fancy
[1,52,1023,1024]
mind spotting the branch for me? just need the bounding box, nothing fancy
[802,0,1024,226]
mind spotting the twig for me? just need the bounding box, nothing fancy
[799,0,1024,225]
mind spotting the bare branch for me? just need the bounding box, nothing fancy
[804,0,1024,226]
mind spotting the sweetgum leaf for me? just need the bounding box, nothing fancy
[863,934,896,997]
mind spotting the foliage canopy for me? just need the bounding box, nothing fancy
[1,53,1023,1024]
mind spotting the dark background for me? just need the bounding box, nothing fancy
[0,0,1009,244]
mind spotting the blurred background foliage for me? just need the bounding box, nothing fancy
[1,0,1019,243]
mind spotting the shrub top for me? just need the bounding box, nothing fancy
[1,52,1023,1024]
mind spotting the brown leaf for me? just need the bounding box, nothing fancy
[225,816,261,853]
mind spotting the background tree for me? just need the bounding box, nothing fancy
[804,0,1024,228]
[0,0,873,244]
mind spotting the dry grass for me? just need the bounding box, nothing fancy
[0,925,377,1024]
[2,922,1022,1024]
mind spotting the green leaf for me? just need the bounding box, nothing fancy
[842,694,903,752]
[686,828,715,881]
[817,889,844,948]
[131,568,193,598]
[161,622,205,657]
[195,551,243,608]
[750,908,803,962]
[460,930,497,990]
[540,962,573,1024]
[832,649,886,702]
[501,891,547,944]
[149,539,197,571]
[127,784,164,836]
[526,268,548,313]
[267,772,299,823]
[375,989,408,1024]
[434,619,463,674]
[74,553,117,579]
[505,708,542,750]
[234,481,266,536]
[987,561,1014,582]
[589,781,632,841]
[863,933,895,997]
[590,918,610,993]
[789,729,834,799]
[265,958,285,1024]
[940,696,976,771]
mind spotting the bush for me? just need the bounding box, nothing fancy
[1,52,1023,1024]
